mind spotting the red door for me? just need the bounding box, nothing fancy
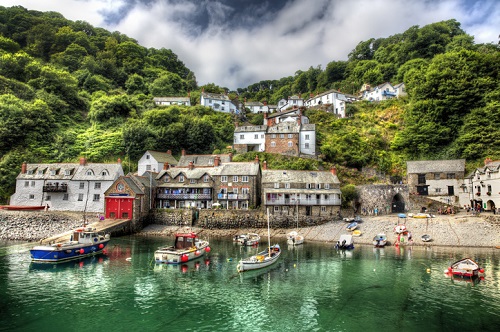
[105,197,134,219]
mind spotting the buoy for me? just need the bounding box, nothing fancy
[205,246,211,253]
[479,268,485,273]
[181,254,189,262]
[195,250,200,256]
[98,243,104,249]
[79,248,84,254]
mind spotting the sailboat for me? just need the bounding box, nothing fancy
[237,208,281,272]
[287,200,304,246]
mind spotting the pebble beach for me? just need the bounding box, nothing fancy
[1,210,499,248]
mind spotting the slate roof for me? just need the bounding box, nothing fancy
[267,122,300,133]
[177,154,232,167]
[18,163,76,180]
[18,162,123,181]
[146,150,178,166]
[72,163,124,181]
[201,92,231,101]
[153,97,190,103]
[474,161,500,174]
[262,169,340,184]
[220,162,260,176]
[234,125,267,133]
[406,159,465,174]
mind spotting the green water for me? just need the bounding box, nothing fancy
[1,236,499,332]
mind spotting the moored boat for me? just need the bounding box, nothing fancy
[373,233,387,247]
[346,222,358,231]
[154,232,210,264]
[2,205,46,211]
[287,231,304,246]
[394,224,407,234]
[237,244,281,272]
[335,234,354,250]
[30,227,110,263]
[234,233,260,246]
[421,234,432,242]
[446,258,485,278]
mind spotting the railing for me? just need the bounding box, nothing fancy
[265,198,341,206]
[156,193,212,200]
[218,193,250,200]
[43,184,68,192]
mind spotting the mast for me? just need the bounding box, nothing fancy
[267,208,271,257]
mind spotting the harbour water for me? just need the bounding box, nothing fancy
[1,236,499,332]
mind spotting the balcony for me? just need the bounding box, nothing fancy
[156,193,212,200]
[218,193,250,200]
[43,183,68,192]
[265,198,341,206]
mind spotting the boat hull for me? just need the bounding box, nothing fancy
[237,245,281,272]
[154,241,210,264]
[30,239,110,263]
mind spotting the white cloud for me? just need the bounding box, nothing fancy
[2,0,499,89]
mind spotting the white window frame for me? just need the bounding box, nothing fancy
[242,176,249,182]
[221,176,228,182]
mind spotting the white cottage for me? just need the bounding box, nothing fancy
[10,158,124,213]
[305,90,359,118]
[200,91,239,113]
[360,82,406,101]
[138,150,178,176]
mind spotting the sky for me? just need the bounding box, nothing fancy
[3,0,499,90]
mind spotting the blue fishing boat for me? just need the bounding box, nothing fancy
[346,222,358,231]
[30,227,111,263]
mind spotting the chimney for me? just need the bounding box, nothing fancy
[188,91,190,97]
[310,93,313,98]
[214,156,220,167]
[485,158,492,165]
[167,150,172,155]
[188,161,194,170]
[263,101,267,106]
[255,155,259,164]
[201,87,204,93]
[163,162,169,170]
[79,157,87,166]
[181,149,186,156]
[229,152,233,162]
[235,122,239,127]
[330,166,337,176]
[117,158,121,164]
[21,162,27,174]
[263,160,267,170]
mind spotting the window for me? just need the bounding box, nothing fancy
[29,194,34,200]
[274,206,280,212]
[146,155,150,159]
[305,143,309,149]
[261,134,264,139]
[208,159,214,166]
[274,183,280,189]
[242,176,249,182]
[45,195,51,201]
[65,170,71,176]
[146,165,151,171]
[240,134,244,139]
[434,173,440,180]
[418,174,426,184]
[93,194,100,201]
[190,179,196,184]
[325,183,330,189]
[271,142,276,147]
[241,202,248,209]
[283,206,288,212]
[285,183,290,189]
[31,181,35,187]
[271,134,276,138]
[94,182,101,189]
[447,173,455,179]
[242,188,249,194]
[316,183,321,189]
[204,175,210,182]
[63,194,69,201]
[305,134,310,140]
[280,134,284,138]
[179,175,184,182]
[321,206,326,212]
[254,134,258,139]
[50,170,57,176]
[306,183,312,189]
[232,176,238,182]
[435,188,441,193]
[288,141,293,147]
[288,134,293,138]
[80,182,85,189]
[78,194,84,201]
[38,170,44,175]
[233,188,238,194]
[487,185,492,193]
[86,170,93,176]
[221,176,228,182]
[27,170,34,175]
[24,181,29,187]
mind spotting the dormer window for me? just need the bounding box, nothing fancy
[86,170,94,176]
[65,169,72,176]
[50,170,57,176]
[27,169,34,175]
[179,175,184,182]
[102,170,108,176]
[38,170,44,175]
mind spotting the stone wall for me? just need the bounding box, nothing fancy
[356,184,410,215]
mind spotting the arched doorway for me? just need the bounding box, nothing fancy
[391,193,405,213]
[487,200,496,213]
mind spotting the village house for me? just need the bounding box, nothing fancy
[200,90,240,113]
[406,159,465,208]
[176,149,232,167]
[154,156,261,210]
[153,96,191,106]
[233,108,316,157]
[360,82,407,101]
[244,100,270,114]
[261,162,341,216]
[467,158,500,213]
[137,150,178,176]
[10,158,124,213]
[305,89,359,118]
[104,173,154,221]
[278,95,304,111]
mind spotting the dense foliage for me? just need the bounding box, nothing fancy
[0,6,499,203]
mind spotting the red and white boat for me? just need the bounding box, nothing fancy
[446,258,485,278]
[154,232,210,264]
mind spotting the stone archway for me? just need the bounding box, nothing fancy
[487,199,496,213]
[391,193,405,213]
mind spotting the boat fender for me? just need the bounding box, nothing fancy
[181,254,189,262]
[98,243,104,249]
[479,268,485,273]
[195,250,200,256]
[205,246,211,253]
[79,249,84,254]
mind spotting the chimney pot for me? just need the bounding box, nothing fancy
[167,150,172,155]
[330,166,337,176]
[182,149,186,156]
[79,157,87,166]
[263,160,267,170]
[188,161,194,170]
[117,158,121,164]
[21,162,27,174]
[485,158,492,165]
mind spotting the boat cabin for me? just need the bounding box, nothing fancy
[174,233,199,249]
[71,228,101,244]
